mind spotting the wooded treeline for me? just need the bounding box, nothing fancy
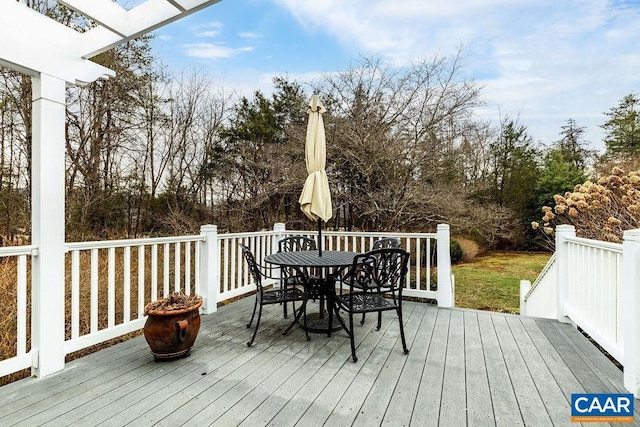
[2,22,640,249]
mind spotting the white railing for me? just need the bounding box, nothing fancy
[520,253,557,319]
[215,227,444,302]
[286,229,439,300]
[217,231,278,303]
[0,246,37,378]
[63,235,204,356]
[564,236,623,362]
[521,227,624,362]
[520,224,640,397]
[0,223,453,380]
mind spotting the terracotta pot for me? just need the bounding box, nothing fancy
[143,300,202,361]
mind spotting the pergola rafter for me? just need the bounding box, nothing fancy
[61,0,221,59]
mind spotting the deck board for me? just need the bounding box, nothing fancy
[463,311,494,426]
[352,305,422,426]
[381,304,434,426]
[477,313,524,426]
[494,315,554,426]
[0,298,635,426]
[506,316,569,426]
[440,309,467,426]
[383,310,438,425]
[409,308,446,426]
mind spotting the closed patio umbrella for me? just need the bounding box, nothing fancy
[299,94,332,255]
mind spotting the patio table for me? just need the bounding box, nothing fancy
[265,250,359,333]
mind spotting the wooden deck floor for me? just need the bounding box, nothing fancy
[0,297,636,426]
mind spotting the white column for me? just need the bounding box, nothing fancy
[272,223,286,287]
[31,73,66,377]
[436,224,453,308]
[520,280,532,316]
[623,229,640,397]
[554,225,575,323]
[199,225,219,314]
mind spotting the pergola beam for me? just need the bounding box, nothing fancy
[0,1,113,84]
[0,0,222,84]
[61,0,223,59]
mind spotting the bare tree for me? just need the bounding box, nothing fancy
[316,52,508,240]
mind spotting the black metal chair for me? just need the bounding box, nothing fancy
[278,236,317,318]
[372,237,402,250]
[329,248,410,362]
[345,237,401,325]
[239,244,310,347]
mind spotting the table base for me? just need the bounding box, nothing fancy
[303,312,343,333]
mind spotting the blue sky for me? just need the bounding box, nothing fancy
[147,0,640,152]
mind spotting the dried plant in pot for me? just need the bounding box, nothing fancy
[143,292,203,361]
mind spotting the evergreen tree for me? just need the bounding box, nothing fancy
[557,118,592,170]
[488,118,541,246]
[217,78,309,230]
[535,149,586,209]
[602,93,640,157]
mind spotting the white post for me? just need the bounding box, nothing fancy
[272,223,286,287]
[436,224,453,308]
[273,222,286,252]
[555,225,575,323]
[199,225,219,314]
[31,73,66,377]
[623,229,640,397]
[520,280,531,316]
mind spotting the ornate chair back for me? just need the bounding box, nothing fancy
[372,237,402,250]
[278,236,317,252]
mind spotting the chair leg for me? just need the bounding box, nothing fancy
[294,298,310,341]
[377,311,382,330]
[282,302,310,339]
[247,303,263,347]
[348,312,358,362]
[279,277,288,319]
[331,302,357,362]
[360,313,366,325]
[396,307,409,354]
[331,303,349,339]
[302,300,310,341]
[327,290,334,337]
[291,300,297,318]
[247,295,259,328]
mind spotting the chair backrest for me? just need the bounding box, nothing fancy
[349,248,409,293]
[372,237,402,250]
[239,243,264,291]
[278,235,317,252]
[278,236,317,279]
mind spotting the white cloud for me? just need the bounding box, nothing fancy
[197,30,221,37]
[183,43,254,59]
[192,21,224,38]
[274,0,640,150]
[239,32,262,39]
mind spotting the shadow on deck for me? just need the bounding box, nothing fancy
[0,297,636,426]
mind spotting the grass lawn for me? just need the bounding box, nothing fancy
[452,251,551,314]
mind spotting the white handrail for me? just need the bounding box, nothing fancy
[524,253,556,300]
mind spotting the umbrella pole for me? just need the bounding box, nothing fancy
[318,218,322,256]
